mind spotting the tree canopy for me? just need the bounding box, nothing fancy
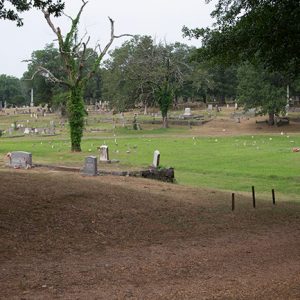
[0,74,25,106]
[0,0,64,26]
[183,0,300,77]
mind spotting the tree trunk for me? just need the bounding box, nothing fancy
[144,102,147,115]
[68,85,85,152]
[162,115,168,128]
[268,112,275,125]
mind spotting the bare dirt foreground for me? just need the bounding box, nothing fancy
[0,169,300,299]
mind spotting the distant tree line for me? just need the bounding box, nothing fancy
[2,37,299,121]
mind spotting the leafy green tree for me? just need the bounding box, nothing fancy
[207,64,237,104]
[102,36,158,112]
[0,0,64,26]
[0,74,25,106]
[23,45,102,108]
[22,44,66,107]
[237,63,286,124]
[103,37,188,127]
[183,0,300,77]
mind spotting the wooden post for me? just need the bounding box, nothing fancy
[232,193,235,211]
[252,186,256,208]
[272,189,276,205]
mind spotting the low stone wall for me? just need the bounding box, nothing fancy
[100,167,175,183]
[140,168,175,183]
[33,164,175,183]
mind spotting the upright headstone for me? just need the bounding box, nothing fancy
[99,145,109,162]
[83,156,97,176]
[208,104,213,111]
[49,120,55,135]
[24,128,30,134]
[10,151,32,168]
[152,150,160,168]
[183,108,192,116]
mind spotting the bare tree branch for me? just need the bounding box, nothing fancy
[23,66,70,87]
[85,17,133,82]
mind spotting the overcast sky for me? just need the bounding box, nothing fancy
[1,0,217,78]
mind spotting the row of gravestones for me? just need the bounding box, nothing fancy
[6,149,161,176]
[83,149,160,176]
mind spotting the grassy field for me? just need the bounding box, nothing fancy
[1,110,300,200]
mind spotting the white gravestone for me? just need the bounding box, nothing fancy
[152,150,160,168]
[99,145,109,162]
[24,128,30,134]
[208,104,213,111]
[83,156,98,176]
[10,151,32,168]
[183,108,192,116]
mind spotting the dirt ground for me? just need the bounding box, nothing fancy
[1,168,300,299]
[191,115,300,136]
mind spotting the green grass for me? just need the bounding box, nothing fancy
[1,112,300,200]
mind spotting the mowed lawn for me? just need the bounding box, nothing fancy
[1,130,300,200]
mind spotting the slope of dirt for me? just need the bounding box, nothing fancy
[191,116,300,136]
[0,169,300,299]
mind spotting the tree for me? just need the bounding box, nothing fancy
[237,63,286,125]
[0,0,64,26]
[103,37,187,127]
[28,1,130,151]
[23,45,102,108]
[22,44,66,107]
[183,0,300,77]
[102,36,159,112]
[0,74,26,106]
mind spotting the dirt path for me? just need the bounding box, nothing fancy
[1,169,300,299]
[191,116,300,136]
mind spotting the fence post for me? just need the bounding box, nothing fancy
[272,189,276,205]
[252,186,256,208]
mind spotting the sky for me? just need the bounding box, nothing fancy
[0,0,217,78]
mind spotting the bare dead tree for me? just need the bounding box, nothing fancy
[36,0,132,151]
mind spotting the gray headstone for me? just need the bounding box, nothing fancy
[152,150,160,168]
[83,156,97,176]
[99,145,109,161]
[10,151,32,168]
[208,104,213,111]
[183,107,192,116]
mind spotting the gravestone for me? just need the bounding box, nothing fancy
[83,156,97,176]
[10,151,32,168]
[183,108,192,116]
[152,150,160,168]
[208,104,213,111]
[98,145,109,162]
[24,128,30,134]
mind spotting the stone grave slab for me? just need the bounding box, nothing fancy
[10,151,32,168]
[183,107,192,116]
[98,145,109,162]
[83,156,98,176]
[152,150,160,168]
